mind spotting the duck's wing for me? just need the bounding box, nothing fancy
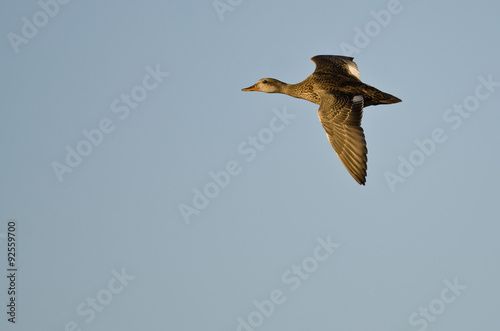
[311,55,360,80]
[317,91,367,185]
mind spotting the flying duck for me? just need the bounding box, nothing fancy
[242,55,401,185]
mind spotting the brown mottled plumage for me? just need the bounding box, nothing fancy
[242,55,401,185]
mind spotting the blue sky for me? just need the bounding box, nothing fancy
[1,1,499,330]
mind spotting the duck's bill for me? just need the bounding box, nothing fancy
[242,84,259,91]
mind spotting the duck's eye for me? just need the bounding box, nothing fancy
[262,80,268,84]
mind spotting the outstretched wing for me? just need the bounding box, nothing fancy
[317,92,367,185]
[311,55,360,80]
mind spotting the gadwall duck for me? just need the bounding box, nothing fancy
[242,55,401,185]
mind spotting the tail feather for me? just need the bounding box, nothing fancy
[362,85,401,106]
[379,93,402,104]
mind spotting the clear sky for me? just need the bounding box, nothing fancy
[1,1,499,330]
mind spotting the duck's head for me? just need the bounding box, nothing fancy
[242,78,285,93]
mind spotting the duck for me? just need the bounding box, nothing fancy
[242,55,401,185]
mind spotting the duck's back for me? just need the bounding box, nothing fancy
[287,55,401,107]
[315,76,401,107]
[310,55,401,107]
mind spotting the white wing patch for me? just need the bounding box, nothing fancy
[347,61,360,80]
[353,95,363,103]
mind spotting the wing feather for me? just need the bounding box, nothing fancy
[317,92,367,185]
[311,55,360,80]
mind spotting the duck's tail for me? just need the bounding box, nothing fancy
[378,92,402,104]
[363,86,402,107]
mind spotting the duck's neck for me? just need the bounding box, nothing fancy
[270,80,298,98]
[282,82,303,99]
